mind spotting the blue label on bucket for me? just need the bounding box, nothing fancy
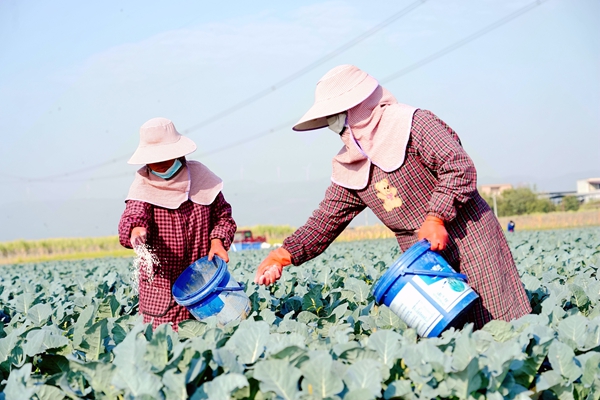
[417,264,446,285]
[448,278,466,292]
[418,271,466,292]
[190,295,225,320]
[412,276,472,313]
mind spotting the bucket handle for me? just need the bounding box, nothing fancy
[213,282,246,293]
[402,269,468,282]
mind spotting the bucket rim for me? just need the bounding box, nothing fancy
[172,256,227,306]
[372,239,431,304]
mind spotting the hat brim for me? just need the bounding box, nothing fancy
[293,76,379,131]
[127,135,197,164]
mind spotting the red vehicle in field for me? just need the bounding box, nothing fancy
[231,230,269,251]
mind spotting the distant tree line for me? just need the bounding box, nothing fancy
[481,187,580,217]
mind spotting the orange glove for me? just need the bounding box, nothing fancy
[418,215,449,251]
[208,239,229,263]
[254,247,292,286]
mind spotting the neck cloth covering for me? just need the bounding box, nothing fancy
[331,85,417,190]
[126,160,223,209]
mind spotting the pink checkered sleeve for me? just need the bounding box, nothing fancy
[283,184,366,265]
[208,192,237,250]
[412,110,478,222]
[118,200,152,249]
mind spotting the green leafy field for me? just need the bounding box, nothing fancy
[1,229,599,399]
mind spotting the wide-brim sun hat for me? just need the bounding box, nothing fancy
[128,117,197,165]
[293,64,379,131]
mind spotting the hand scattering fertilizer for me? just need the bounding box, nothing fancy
[372,239,478,337]
[131,244,160,293]
[172,256,250,326]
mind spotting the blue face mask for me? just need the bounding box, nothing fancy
[149,159,183,179]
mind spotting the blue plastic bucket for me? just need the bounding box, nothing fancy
[172,256,250,326]
[372,240,479,337]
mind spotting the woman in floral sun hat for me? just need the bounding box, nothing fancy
[119,117,236,330]
[254,65,530,330]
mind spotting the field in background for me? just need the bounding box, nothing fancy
[2,209,599,264]
[243,209,600,242]
[497,209,600,231]
[241,224,397,243]
[0,237,132,265]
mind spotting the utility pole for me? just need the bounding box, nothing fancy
[492,190,498,218]
[304,164,311,181]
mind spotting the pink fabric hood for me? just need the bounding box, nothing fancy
[331,86,417,190]
[126,160,223,209]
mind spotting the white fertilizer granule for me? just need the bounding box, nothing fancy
[131,244,160,292]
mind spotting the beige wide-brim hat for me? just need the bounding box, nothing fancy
[293,64,379,131]
[128,117,197,165]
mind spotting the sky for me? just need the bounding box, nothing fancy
[0,0,599,240]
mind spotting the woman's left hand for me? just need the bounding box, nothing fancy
[208,239,229,262]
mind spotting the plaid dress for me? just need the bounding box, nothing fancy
[283,110,531,329]
[118,192,236,330]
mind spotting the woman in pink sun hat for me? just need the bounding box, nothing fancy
[118,117,237,330]
[254,65,531,330]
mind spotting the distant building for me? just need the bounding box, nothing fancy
[537,190,577,205]
[479,184,513,196]
[577,178,600,203]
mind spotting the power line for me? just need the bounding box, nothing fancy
[12,156,131,182]
[196,119,295,156]
[8,0,549,184]
[7,1,425,183]
[381,0,548,84]
[3,172,134,184]
[7,121,294,184]
[181,0,427,134]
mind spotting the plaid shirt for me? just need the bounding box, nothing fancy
[283,110,531,329]
[118,192,236,330]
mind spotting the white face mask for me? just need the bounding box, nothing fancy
[326,112,347,135]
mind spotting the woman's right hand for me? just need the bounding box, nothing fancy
[254,247,292,286]
[418,216,448,251]
[130,227,147,247]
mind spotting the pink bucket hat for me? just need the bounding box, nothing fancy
[128,117,197,165]
[293,65,379,131]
